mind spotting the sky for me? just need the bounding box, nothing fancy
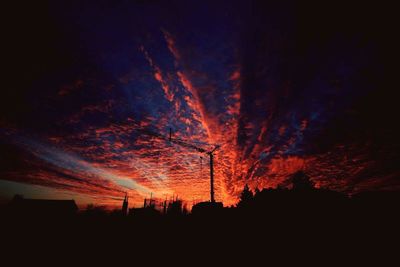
[1,0,398,209]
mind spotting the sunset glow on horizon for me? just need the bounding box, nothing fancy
[1,0,398,210]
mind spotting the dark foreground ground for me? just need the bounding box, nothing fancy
[1,190,399,264]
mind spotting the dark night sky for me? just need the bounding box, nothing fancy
[1,0,398,207]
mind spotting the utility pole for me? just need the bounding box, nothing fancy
[124,121,221,203]
[209,152,214,203]
[168,128,220,203]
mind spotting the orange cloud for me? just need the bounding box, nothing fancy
[140,45,175,102]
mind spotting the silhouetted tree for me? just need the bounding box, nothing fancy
[237,184,254,208]
[291,171,314,191]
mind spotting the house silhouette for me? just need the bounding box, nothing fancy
[9,195,78,216]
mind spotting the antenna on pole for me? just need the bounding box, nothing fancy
[167,128,220,203]
[129,122,222,204]
[209,152,215,203]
